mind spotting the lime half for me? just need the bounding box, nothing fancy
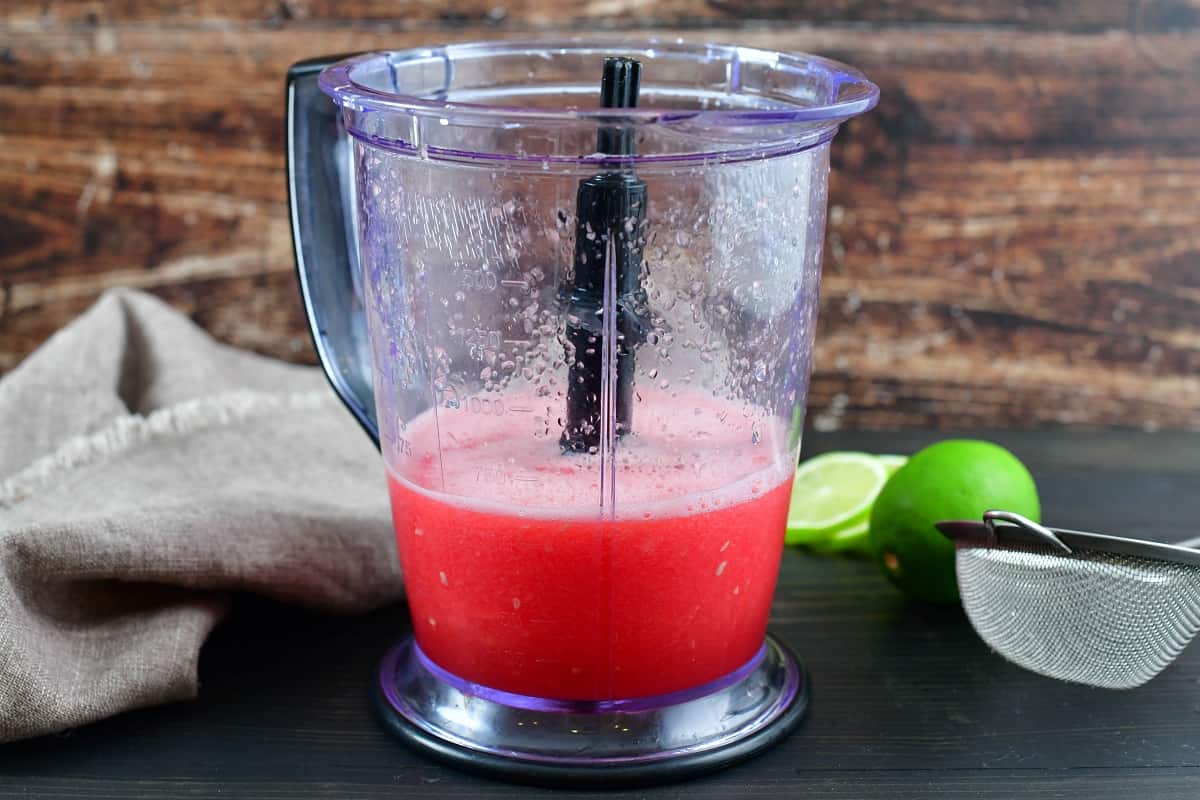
[810,519,871,555]
[785,452,888,545]
[877,454,908,475]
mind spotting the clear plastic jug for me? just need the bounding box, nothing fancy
[287,40,876,785]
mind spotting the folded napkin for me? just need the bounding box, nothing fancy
[0,289,400,742]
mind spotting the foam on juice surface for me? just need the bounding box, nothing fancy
[390,389,794,519]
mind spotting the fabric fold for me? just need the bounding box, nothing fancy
[0,289,400,742]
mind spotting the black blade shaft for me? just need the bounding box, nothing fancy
[560,57,646,453]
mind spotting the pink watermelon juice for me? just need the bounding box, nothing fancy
[387,392,793,701]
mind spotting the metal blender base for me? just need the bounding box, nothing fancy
[370,634,810,788]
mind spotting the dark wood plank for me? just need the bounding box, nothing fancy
[4,770,1200,800]
[1,429,1199,798]
[5,0,1199,32]
[3,26,1197,145]
[2,14,1199,430]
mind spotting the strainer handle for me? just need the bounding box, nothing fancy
[940,513,1200,564]
[973,513,1200,554]
[984,512,1200,551]
[982,511,1072,553]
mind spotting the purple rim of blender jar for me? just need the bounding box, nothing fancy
[341,129,834,168]
[383,639,771,714]
[319,38,879,168]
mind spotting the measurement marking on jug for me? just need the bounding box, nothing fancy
[464,328,502,361]
[475,464,503,486]
[461,269,498,292]
[507,405,533,414]
[500,279,530,290]
[445,393,506,416]
[474,464,542,488]
[503,338,531,347]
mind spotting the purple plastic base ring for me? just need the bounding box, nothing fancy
[371,633,809,787]
[403,640,768,713]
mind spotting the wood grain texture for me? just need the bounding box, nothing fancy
[6,0,1200,31]
[1,429,1199,798]
[1,4,1198,430]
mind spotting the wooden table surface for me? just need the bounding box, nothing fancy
[3,3,1199,431]
[2,428,1199,798]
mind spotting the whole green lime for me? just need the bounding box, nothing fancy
[868,439,1040,605]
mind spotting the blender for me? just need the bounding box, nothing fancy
[286,40,877,785]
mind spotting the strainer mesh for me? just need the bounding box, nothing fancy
[956,545,1200,688]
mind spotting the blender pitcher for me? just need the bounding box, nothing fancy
[286,40,876,785]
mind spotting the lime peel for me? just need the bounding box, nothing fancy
[810,519,871,555]
[868,439,1040,605]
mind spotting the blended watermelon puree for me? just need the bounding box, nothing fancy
[387,390,794,701]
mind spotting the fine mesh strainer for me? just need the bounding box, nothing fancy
[936,511,1200,689]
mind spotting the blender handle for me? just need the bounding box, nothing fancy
[286,55,380,448]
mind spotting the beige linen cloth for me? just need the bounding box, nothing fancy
[0,289,400,742]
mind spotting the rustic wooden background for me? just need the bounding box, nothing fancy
[1,2,1198,430]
